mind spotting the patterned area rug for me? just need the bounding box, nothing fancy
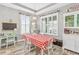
[0,41,79,55]
[9,45,79,55]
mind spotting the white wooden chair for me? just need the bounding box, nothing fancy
[24,38,32,54]
[6,32,16,48]
[47,41,53,55]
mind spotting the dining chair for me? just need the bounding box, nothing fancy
[24,38,32,54]
[47,41,53,55]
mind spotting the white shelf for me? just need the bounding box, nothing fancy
[0,32,17,48]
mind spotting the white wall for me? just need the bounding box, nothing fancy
[0,5,20,41]
[0,5,19,30]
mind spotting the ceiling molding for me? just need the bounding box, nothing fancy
[0,3,71,15]
[36,3,56,12]
[36,3,71,15]
[13,3,37,12]
[0,3,35,14]
[13,3,56,12]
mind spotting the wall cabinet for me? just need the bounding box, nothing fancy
[63,34,75,51]
[77,14,79,27]
[40,13,58,36]
[64,11,79,28]
[63,11,79,53]
[65,15,74,27]
[63,34,79,53]
[0,32,17,48]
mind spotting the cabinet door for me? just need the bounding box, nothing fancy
[52,15,58,35]
[65,15,74,27]
[74,35,79,52]
[41,18,46,33]
[63,36,75,51]
[40,18,44,33]
[48,17,52,34]
[77,14,79,27]
[42,21,45,33]
[52,28,58,35]
[45,18,47,33]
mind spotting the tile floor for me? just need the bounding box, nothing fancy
[0,41,79,55]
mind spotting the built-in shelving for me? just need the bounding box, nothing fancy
[63,11,79,53]
[0,32,17,48]
[40,13,58,36]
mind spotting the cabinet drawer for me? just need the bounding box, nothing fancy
[75,36,79,52]
[63,38,75,51]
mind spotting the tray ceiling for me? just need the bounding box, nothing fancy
[0,3,70,15]
[13,3,56,12]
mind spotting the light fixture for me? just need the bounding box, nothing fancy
[32,16,37,20]
[14,28,17,31]
[32,22,35,25]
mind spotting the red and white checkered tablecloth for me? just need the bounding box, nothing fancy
[23,34,55,50]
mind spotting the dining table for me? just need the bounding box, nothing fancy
[22,34,55,55]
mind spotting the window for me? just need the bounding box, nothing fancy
[20,15,30,34]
